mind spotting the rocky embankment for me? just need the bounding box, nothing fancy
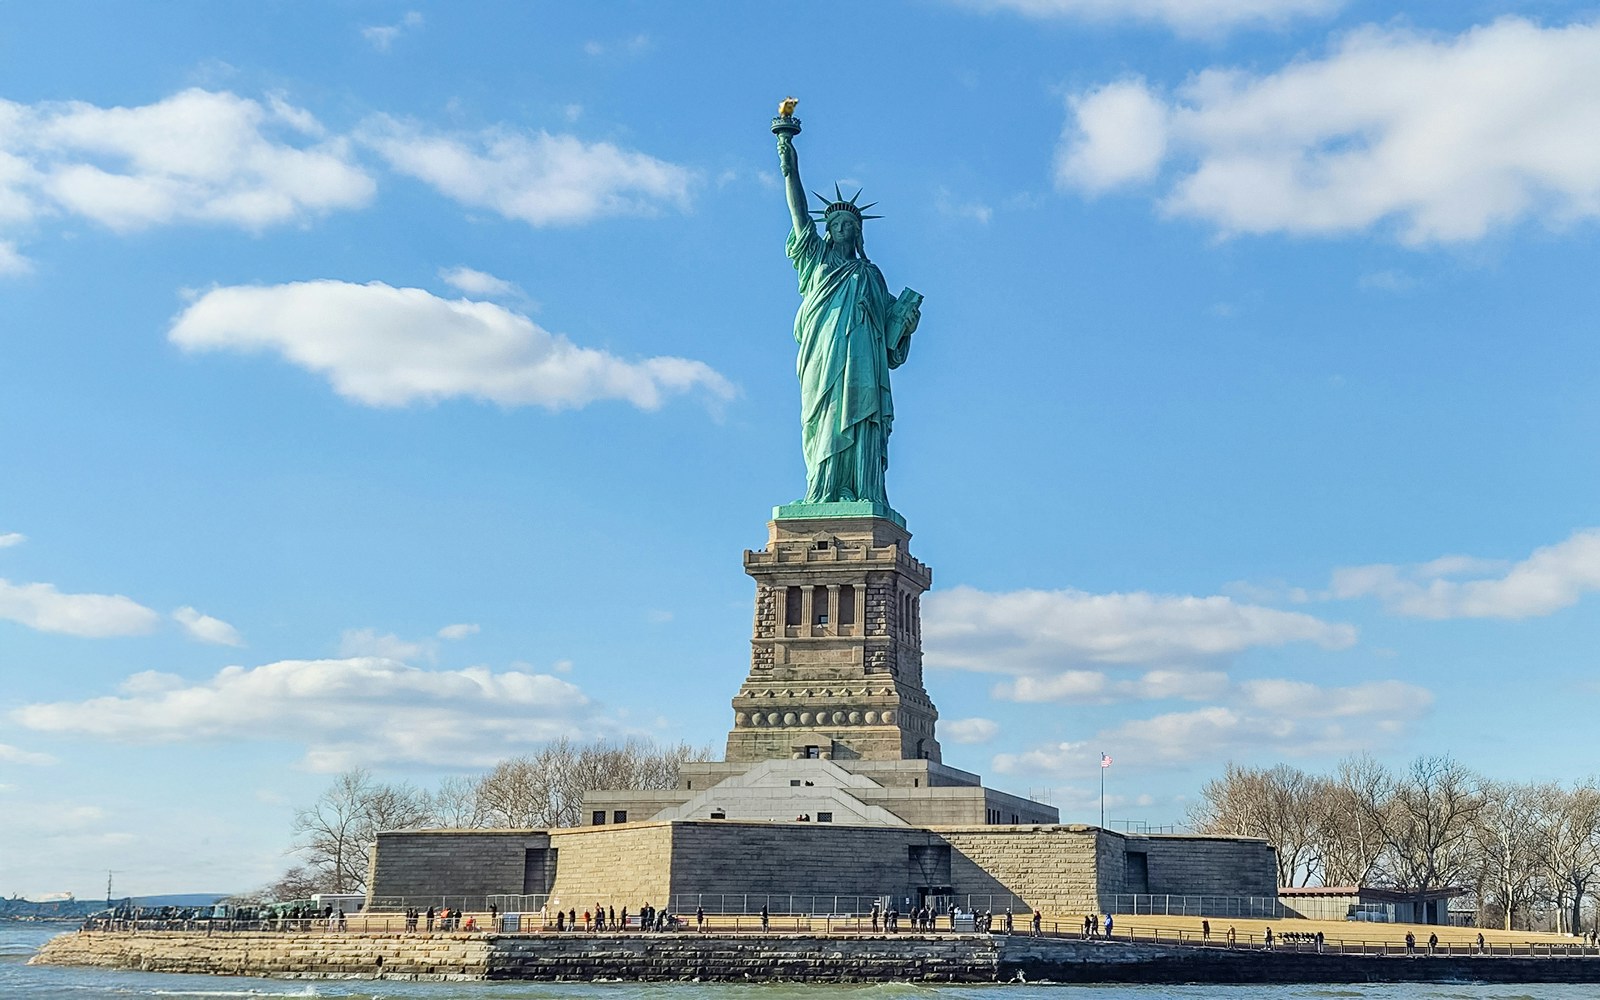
[31,929,1600,983]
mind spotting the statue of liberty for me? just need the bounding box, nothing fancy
[773,98,922,509]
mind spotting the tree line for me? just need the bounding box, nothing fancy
[1190,755,1600,933]
[267,737,710,898]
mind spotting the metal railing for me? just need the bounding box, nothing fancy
[666,893,1028,916]
[75,912,1600,959]
[1101,893,1285,918]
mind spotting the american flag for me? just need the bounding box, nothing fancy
[1100,753,1113,768]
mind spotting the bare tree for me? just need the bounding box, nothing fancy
[1537,781,1600,935]
[1471,780,1543,930]
[428,774,488,828]
[1318,754,1390,886]
[289,767,433,894]
[1370,756,1484,913]
[1190,762,1325,886]
[477,737,709,828]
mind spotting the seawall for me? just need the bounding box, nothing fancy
[31,930,1600,984]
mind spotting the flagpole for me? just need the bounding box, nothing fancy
[1099,751,1105,829]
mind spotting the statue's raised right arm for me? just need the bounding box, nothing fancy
[777,131,810,237]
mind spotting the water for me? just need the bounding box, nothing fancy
[1,922,1587,1000]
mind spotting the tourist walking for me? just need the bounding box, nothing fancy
[760,904,769,933]
[697,905,705,932]
[1264,926,1273,949]
[1428,932,1438,955]
[1227,926,1236,948]
[1202,919,1210,942]
[1103,913,1113,938]
[426,905,435,932]
[1405,931,1416,956]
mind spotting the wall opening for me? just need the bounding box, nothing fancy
[785,586,802,626]
[522,847,556,894]
[1126,851,1150,894]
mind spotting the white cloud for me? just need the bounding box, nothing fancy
[582,34,652,57]
[995,668,1230,703]
[942,717,1000,744]
[0,240,30,275]
[437,622,480,640]
[0,742,57,766]
[0,89,373,235]
[1358,269,1415,293]
[360,115,695,226]
[1330,528,1600,619]
[924,584,1356,675]
[0,578,161,637]
[963,0,1340,34]
[1101,677,1433,762]
[992,740,1088,775]
[0,532,25,548]
[13,657,605,770]
[362,11,423,51]
[338,627,433,662]
[171,606,243,646]
[1056,80,1169,192]
[935,188,993,224]
[994,677,1432,773]
[1056,18,1600,244]
[169,279,735,410]
[438,266,520,298]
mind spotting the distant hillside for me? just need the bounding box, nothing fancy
[130,893,228,908]
[1,893,228,920]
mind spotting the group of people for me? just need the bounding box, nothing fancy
[549,902,677,933]
[1404,930,1440,955]
[401,905,474,932]
[863,902,1040,935]
[1082,913,1114,938]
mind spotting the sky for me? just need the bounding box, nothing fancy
[2,0,1599,899]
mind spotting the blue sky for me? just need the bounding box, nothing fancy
[3,0,1599,898]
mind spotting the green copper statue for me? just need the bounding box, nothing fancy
[773,98,922,509]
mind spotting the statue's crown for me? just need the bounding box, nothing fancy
[810,184,881,222]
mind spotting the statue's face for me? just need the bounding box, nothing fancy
[826,212,859,245]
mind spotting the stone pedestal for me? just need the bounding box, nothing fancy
[725,507,942,764]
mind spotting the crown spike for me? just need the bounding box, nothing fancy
[851,187,864,204]
[834,182,844,201]
[857,202,877,212]
[860,214,883,220]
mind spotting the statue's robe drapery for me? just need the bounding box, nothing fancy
[787,223,911,505]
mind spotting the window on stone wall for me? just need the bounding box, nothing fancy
[817,812,833,822]
[592,810,606,825]
[785,587,802,626]
[613,810,627,824]
[838,585,856,625]
[813,585,829,625]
